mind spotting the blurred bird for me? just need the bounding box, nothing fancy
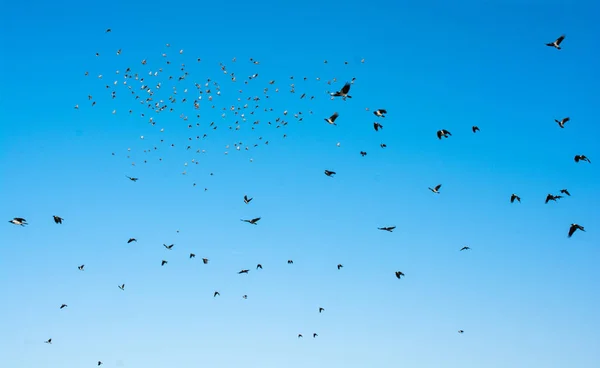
[203,258,209,264]
[287,260,294,264]
[118,284,125,290]
[374,122,383,131]
[511,194,521,203]
[428,184,442,194]
[555,117,570,128]
[9,217,27,226]
[373,109,387,118]
[256,264,263,269]
[460,246,471,251]
[395,271,405,279]
[324,112,339,125]
[337,264,343,270]
[560,189,571,196]
[53,216,63,224]
[45,338,52,344]
[244,195,253,204]
[574,155,591,163]
[241,217,261,225]
[238,269,250,274]
[568,223,585,238]
[127,238,137,243]
[60,304,68,309]
[324,170,336,177]
[546,34,565,49]
[164,244,174,250]
[319,307,325,313]
[214,291,220,297]
[545,194,563,204]
[330,82,352,100]
[161,260,168,266]
[190,253,196,259]
[378,226,396,232]
[437,129,452,139]
[472,126,480,133]
[126,176,138,182]
[78,265,85,271]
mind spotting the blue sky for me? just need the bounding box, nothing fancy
[1,0,599,367]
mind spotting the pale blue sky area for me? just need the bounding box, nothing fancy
[1,0,599,367]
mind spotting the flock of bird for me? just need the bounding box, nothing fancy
[6,30,591,365]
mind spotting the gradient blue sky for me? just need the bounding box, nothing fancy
[1,0,599,367]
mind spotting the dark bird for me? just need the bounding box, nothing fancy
[256,264,263,269]
[298,334,303,338]
[105,29,111,33]
[238,269,250,274]
[127,238,137,243]
[574,155,591,163]
[287,260,294,264]
[374,122,383,131]
[555,117,570,128]
[373,109,387,117]
[214,291,220,297]
[53,216,63,224]
[319,307,325,313]
[510,193,521,203]
[98,362,103,366]
[313,333,318,338]
[161,260,168,266]
[568,223,585,238]
[560,189,571,196]
[546,34,565,49]
[360,151,367,157]
[437,129,452,139]
[545,194,563,204]
[60,304,68,309]
[395,271,405,279]
[472,126,480,133]
[380,143,387,148]
[324,112,339,125]
[164,243,174,249]
[241,217,261,225]
[9,217,28,226]
[337,264,343,270]
[78,264,85,271]
[126,175,138,182]
[330,82,352,100]
[202,258,209,264]
[118,284,125,290]
[378,226,396,232]
[244,195,253,204]
[458,330,464,334]
[428,184,442,194]
[324,170,336,177]
[45,338,52,344]
[189,253,196,259]
[460,246,470,251]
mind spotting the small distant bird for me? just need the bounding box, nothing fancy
[105,29,111,33]
[360,151,367,157]
[324,112,339,125]
[45,338,52,344]
[560,189,571,196]
[373,109,387,117]
[313,333,318,338]
[244,195,253,204]
[324,170,336,177]
[53,216,63,224]
[287,260,294,264]
[256,264,263,269]
[395,271,405,279]
[437,129,452,139]
[98,362,103,366]
[374,122,383,131]
[337,264,343,270]
[460,246,470,251]
[60,304,68,309]
[428,184,442,194]
[126,176,138,182]
[568,223,585,238]
[330,82,352,100]
[378,226,396,232]
[189,253,196,259]
[380,143,387,148]
[545,194,563,204]
[298,334,303,338]
[118,284,125,290]
[9,217,27,226]
[458,330,464,334]
[78,264,85,271]
[238,269,250,274]
[546,34,565,50]
[241,217,261,225]
[472,126,480,133]
[164,244,174,249]
[161,260,168,266]
[202,258,209,264]
[510,194,521,203]
[319,307,325,313]
[214,291,220,297]
[555,117,570,128]
[574,155,591,163]
[127,238,137,243]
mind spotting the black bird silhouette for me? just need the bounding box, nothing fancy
[568,223,585,238]
[202,258,209,264]
[298,334,303,338]
[510,194,521,203]
[244,195,253,204]
[241,217,261,225]
[164,244,174,249]
[8,217,27,226]
[324,170,336,177]
[545,194,563,204]
[428,184,442,194]
[313,333,318,338]
[458,330,464,334]
[78,264,85,271]
[560,189,571,196]
[238,269,250,274]
[437,129,452,139]
[324,112,339,125]
[45,338,52,344]
[287,260,294,264]
[256,264,263,269]
[127,238,137,243]
[60,304,68,309]
[337,264,343,270]
[574,155,591,163]
[189,253,196,259]
[555,117,570,128]
[546,34,565,49]
[460,246,470,251]
[98,362,103,366]
[395,271,405,279]
[374,122,383,131]
[161,260,168,266]
[373,109,387,117]
[214,291,220,297]
[360,151,367,157]
[330,82,352,100]
[319,307,325,313]
[118,284,125,290]
[53,216,63,224]
[472,126,480,133]
[378,226,396,232]
[126,175,138,182]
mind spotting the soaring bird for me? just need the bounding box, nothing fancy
[330,82,352,100]
[373,109,387,117]
[202,258,209,264]
[105,29,111,33]
[60,304,68,309]
[53,216,63,224]
[378,226,396,232]
[287,260,294,264]
[324,170,336,177]
[472,126,480,133]
[127,238,137,243]
[574,155,591,163]
[319,307,325,313]
[298,334,303,338]
[374,122,383,131]
[458,330,464,334]
[9,217,27,226]
[324,112,339,125]
[428,184,442,194]
[126,175,138,182]
[256,264,263,269]
[360,151,367,157]
[244,195,253,204]
[545,194,563,204]
[337,264,343,270]
[214,291,220,297]
[45,338,52,344]
[238,269,250,274]
[98,362,103,366]
[395,271,405,279]
[460,246,470,251]
[163,244,174,250]
[436,129,452,139]
[189,253,196,259]
[546,35,565,49]
[555,117,570,128]
[78,264,85,271]
[510,194,521,203]
[161,260,168,266]
[241,217,261,225]
[560,189,571,196]
[118,284,125,290]
[313,333,318,338]
[568,223,585,238]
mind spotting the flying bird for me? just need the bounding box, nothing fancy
[545,194,563,204]
[560,189,571,196]
[458,330,464,334]
[324,112,339,125]
[118,284,125,290]
[189,253,196,259]
[378,226,396,232]
[460,246,470,251]
[127,238,137,243]
[126,176,138,182]
[330,82,352,100]
[373,109,387,117]
[256,264,263,269]
[244,195,253,204]
[203,258,209,264]
[337,264,343,270]
[164,244,174,249]
[313,333,318,338]
[555,117,570,128]
[568,223,585,238]
[9,217,27,226]
[53,216,63,224]
[238,269,250,274]
[395,271,405,279]
[287,260,294,264]
[373,122,383,131]
[98,362,103,366]
[437,129,452,139]
[546,34,565,49]
[161,260,168,266]
[360,151,367,157]
[324,170,336,177]
[45,338,52,344]
[78,265,85,271]
[298,334,303,338]
[214,291,220,297]
[574,155,591,163]
[241,217,261,225]
[510,194,521,203]
[472,126,480,133]
[60,304,68,309]
[428,184,442,194]
[319,307,325,313]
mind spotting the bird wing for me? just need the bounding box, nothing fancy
[341,83,351,94]
[435,184,442,191]
[563,117,570,123]
[330,112,339,121]
[568,226,575,237]
[556,35,565,45]
[436,130,443,139]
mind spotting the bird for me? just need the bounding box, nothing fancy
[458,330,464,334]
[298,334,303,338]
[437,129,452,139]
[202,258,209,264]
[472,126,480,133]
[545,194,563,204]
[256,264,263,269]
[560,189,571,196]
[105,29,111,33]
[161,260,168,266]
[78,264,85,271]
[163,244,174,249]
[118,284,125,290]
[313,333,318,338]
[395,271,405,279]
[510,194,521,203]
[373,122,383,131]
[324,112,339,125]
[98,362,103,366]
[45,338,52,344]
[287,260,294,264]
[241,217,261,225]
[244,195,253,204]
[52,215,63,224]
[373,109,387,117]
[9,217,27,226]
[360,151,367,157]
[213,291,220,297]
[574,155,591,163]
[330,82,352,100]
[238,269,250,274]
[337,264,343,270]
[319,307,325,313]
[378,226,396,232]
[460,246,470,251]
[380,143,387,148]
[555,117,570,128]
[60,304,68,309]
[126,175,138,182]
[189,253,196,259]
[546,34,565,49]
[568,223,585,238]
[324,170,336,177]
[127,238,137,243]
[428,184,442,194]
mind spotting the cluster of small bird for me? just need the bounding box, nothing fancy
[7,31,591,364]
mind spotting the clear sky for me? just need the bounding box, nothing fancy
[1,0,599,367]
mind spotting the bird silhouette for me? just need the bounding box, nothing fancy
[53,216,63,224]
[568,223,585,238]
[510,194,521,203]
[241,217,261,225]
[378,226,396,232]
[546,34,565,49]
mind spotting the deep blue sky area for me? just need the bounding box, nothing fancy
[1,1,599,367]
